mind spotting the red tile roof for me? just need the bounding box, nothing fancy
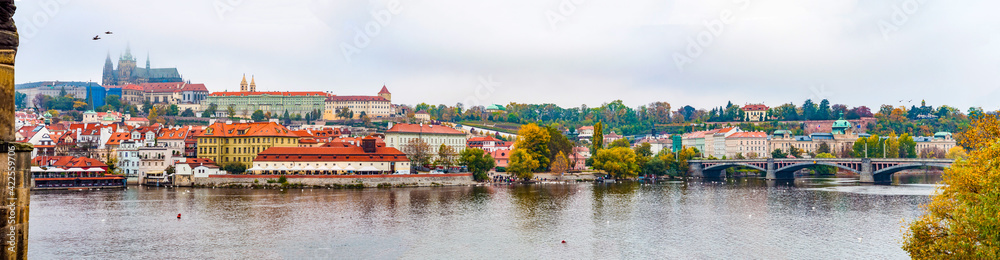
[728,132,767,138]
[325,95,389,102]
[378,85,391,94]
[105,132,132,145]
[157,128,189,140]
[209,91,326,97]
[196,122,298,138]
[385,123,464,135]
[32,156,107,169]
[467,136,503,143]
[142,82,187,93]
[181,83,208,92]
[742,104,769,111]
[122,84,143,91]
[255,147,408,162]
[180,158,218,168]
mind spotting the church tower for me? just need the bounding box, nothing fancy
[102,52,116,85]
[249,75,256,92]
[378,85,391,102]
[117,44,137,84]
[240,74,248,92]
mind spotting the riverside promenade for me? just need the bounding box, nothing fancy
[195,173,475,188]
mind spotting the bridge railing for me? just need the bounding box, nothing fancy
[689,158,954,163]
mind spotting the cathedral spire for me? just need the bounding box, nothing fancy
[123,42,134,61]
[145,52,150,70]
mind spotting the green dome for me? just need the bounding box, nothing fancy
[485,104,505,111]
[831,113,851,135]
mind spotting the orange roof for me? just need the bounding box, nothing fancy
[105,132,132,145]
[468,136,503,143]
[255,146,408,162]
[291,130,314,138]
[325,95,389,102]
[742,104,769,111]
[32,156,107,169]
[122,84,143,91]
[385,123,464,135]
[142,82,186,93]
[157,128,189,140]
[728,132,767,138]
[181,83,209,92]
[181,158,218,168]
[378,85,390,94]
[715,127,737,134]
[209,91,325,97]
[195,122,298,138]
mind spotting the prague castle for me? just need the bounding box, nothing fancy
[102,45,183,86]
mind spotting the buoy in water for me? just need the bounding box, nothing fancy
[177,213,182,219]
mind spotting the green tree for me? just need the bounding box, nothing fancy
[251,110,265,122]
[771,149,788,159]
[608,138,630,148]
[513,123,551,171]
[903,114,1000,258]
[405,139,432,168]
[592,122,604,152]
[221,162,247,174]
[166,104,180,116]
[181,108,195,117]
[459,148,496,181]
[226,104,236,119]
[436,144,456,167]
[202,103,217,118]
[813,153,837,175]
[337,107,353,119]
[634,142,653,174]
[550,151,570,174]
[508,149,538,181]
[14,92,26,109]
[592,147,640,179]
[817,142,831,154]
[147,105,160,124]
[545,126,573,169]
[885,134,900,158]
[105,94,121,111]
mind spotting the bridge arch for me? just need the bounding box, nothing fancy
[775,162,861,174]
[703,163,766,173]
[873,163,951,176]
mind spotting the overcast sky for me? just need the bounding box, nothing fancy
[11,0,1000,111]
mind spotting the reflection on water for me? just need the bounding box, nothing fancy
[30,174,939,259]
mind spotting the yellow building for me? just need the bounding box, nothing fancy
[194,121,299,165]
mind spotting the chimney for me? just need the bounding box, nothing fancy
[362,137,376,153]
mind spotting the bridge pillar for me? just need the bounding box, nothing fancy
[859,158,874,183]
[765,158,776,180]
[691,162,704,178]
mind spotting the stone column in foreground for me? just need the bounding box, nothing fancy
[0,1,28,259]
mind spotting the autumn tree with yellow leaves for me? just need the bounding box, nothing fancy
[903,114,1000,258]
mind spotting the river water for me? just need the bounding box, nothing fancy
[29,174,940,259]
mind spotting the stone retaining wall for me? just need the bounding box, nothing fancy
[193,173,475,188]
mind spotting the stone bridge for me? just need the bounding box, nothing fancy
[688,158,953,183]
